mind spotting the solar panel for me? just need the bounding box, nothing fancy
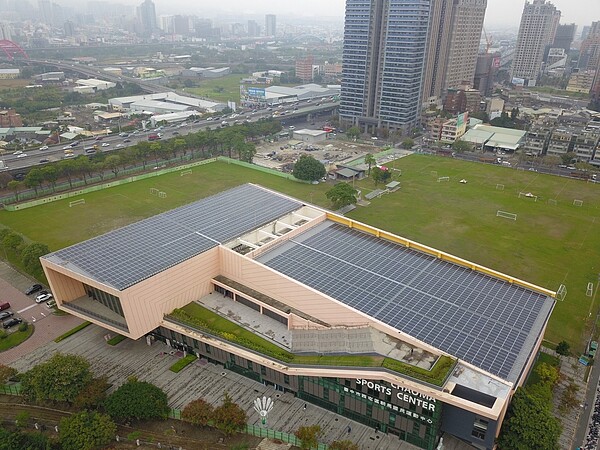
[45,184,301,290]
[258,221,554,381]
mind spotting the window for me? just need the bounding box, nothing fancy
[472,418,488,440]
[284,374,290,384]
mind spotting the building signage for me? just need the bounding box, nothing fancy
[248,87,266,99]
[349,379,438,424]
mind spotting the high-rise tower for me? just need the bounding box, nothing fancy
[138,0,157,38]
[265,14,276,37]
[511,0,560,85]
[340,0,431,133]
[422,0,487,105]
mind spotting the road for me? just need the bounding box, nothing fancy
[1,100,340,174]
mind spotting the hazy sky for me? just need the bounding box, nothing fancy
[154,0,598,28]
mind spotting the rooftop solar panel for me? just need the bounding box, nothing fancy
[44,184,301,290]
[258,221,554,382]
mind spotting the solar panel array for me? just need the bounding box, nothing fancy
[46,184,301,290]
[258,222,554,381]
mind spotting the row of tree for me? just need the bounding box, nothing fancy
[0,229,48,278]
[496,362,561,449]
[1,351,363,450]
[5,119,283,202]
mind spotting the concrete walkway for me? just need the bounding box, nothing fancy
[8,324,472,450]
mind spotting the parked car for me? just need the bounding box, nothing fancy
[25,284,43,295]
[0,302,10,311]
[46,300,56,308]
[2,317,22,329]
[35,292,53,303]
[0,311,13,320]
[39,145,49,151]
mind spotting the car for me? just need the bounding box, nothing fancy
[46,299,56,308]
[63,153,75,158]
[289,126,295,130]
[85,148,97,154]
[0,311,14,320]
[12,150,22,155]
[101,143,110,147]
[39,145,49,151]
[25,284,43,295]
[115,144,124,148]
[2,317,22,329]
[39,158,50,163]
[95,136,104,141]
[123,139,131,143]
[62,145,72,150]
[35,292,53,303]
[13,173,25,181]
[206,117,214,121]
[16,153,27,158]
[172,131,180,135]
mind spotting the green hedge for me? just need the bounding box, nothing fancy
[54,321,92,343]
[382,355,456,386]
[169,354,198,373]
[107,334,127,346]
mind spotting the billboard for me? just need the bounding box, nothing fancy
[511,77,525,87]
[248,87,266,99]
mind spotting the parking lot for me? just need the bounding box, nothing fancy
[0,260,83,364]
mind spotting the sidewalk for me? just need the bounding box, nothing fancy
[8,324,471,450]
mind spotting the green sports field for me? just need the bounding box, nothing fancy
[0,155,598,349]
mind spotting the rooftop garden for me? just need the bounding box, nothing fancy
[167,303,455,387]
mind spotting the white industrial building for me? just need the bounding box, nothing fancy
[109,92,225,114]
[292,129,328,143]
[74,79,116,94]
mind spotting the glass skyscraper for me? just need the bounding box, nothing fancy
[340,0,431,133]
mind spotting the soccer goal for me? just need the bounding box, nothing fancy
[518,192,538,202]
[548,199,557,206]
[556,284,567,302]
[150,188,159,196]
[587,283,594,297]
[573,199,583,207]
[69,199,85,207]
[496,184,505,191]
[437,176,449,183]
[496,210,517,220]
[180,169,192,177]
[159,191,167,198]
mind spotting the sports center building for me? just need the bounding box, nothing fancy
[41,184,555,450]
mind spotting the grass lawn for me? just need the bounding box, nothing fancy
[0,155,598,350]
[185,74,247,103]
[0,325,34,352]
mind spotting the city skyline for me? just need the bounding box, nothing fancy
[145,0,598,28]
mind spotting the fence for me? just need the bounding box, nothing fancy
[245,424,329,450]
[0,383,21,395]
[4,158,217,211]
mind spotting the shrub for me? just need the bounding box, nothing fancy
[18,322,28,332]
[105,379,169,422]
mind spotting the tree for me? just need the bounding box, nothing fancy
[21,353,92,404]
[326,183,357,209]
[534,362,559,386]
[104,154,121,178]
[105,378,169,422]
[59,159,79,189]
[401,138,414,149]
[0,172,12,189]
[556,341,570,356]
[59,411,116,450]
[73,376,110,410]
[0,365,17,384]
[371,166,391,186]
[346,127,360,140]
[541,155,561,167]
[41,165,59,192]
[496,388,561,450]
[7,180,22,201]
[329,440,360,450]
[560,151,576,165]
[1,232,24,254]
[452,140,472,153]
[182,398,214,427]
[292,155,326,182]
[295,425,323,450]
[364,153,376,175]
[212,392,247,436]
[20,243,50,274]
[237,142,257,163]
[24,168,45,197]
